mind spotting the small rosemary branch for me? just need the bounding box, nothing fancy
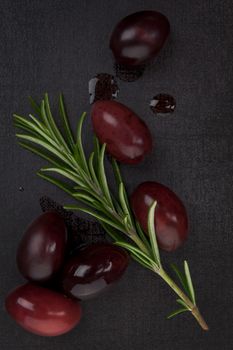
[13,93,208,331]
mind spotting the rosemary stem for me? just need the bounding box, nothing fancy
[156,267,209,331]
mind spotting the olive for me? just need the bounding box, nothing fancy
[5,283,82,336]
[61,243,129,300]
[131,182,188,252]
[110,11,170,66]
[91,100,152,164]
[17,212,67,282]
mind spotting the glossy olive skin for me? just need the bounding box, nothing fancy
[131,182,188,252]
[61,243,129,300]
[17,212,67,282]
[110,11,170,66]
[91,100,152,164]
[5,284,82,336]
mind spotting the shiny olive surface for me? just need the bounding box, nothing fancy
[17,212,67,282]
[5,284,82,336]
[131,182,188,252]
[110,11,170,66]
[61,243,129,300]
[91,100,152,164]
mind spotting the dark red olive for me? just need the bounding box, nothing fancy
[110,11,170,66]
[5,283,82,336]
[91,100,152,164]
[17,212,67,282]
[61,243,129,300]
[130,182,188,252]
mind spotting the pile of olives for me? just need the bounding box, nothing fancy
[6,10,189,337]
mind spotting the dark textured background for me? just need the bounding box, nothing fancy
[0,0,233,349]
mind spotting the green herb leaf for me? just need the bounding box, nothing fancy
[44,93,70,153]
[131,254,153,270]
[37,171,74,196]
[98,144,113,207]
[147,201,161,267]
[88,152,99,186]
[112,158,123,187]
[176,299,189,310]
[59,93,75,150]
[29,96,41,117]
[75,111,89,174]
[100,221,124,242]
[17,141,66,168]
[40,167,86,187]
[115,241,156,268]
[28,114,46,131]
[118,182,133,226]
[73,192,95,203]
[135,221,152,255]
[14,114,64,150]
[167,308,188,319]
[16,133,72,167]
[184,261,196,305]
[93,136,100,171]
[171,263,190,297]
[64,205,124,232]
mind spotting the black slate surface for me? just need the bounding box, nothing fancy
[0,0,233,349]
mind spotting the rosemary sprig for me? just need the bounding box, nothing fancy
[13,94,209,331]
